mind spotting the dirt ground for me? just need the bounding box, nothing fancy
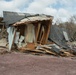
[0,52,76,75]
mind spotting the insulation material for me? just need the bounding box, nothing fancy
[25,24,35,43]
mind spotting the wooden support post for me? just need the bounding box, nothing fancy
[40,26,45,44]
[35,22,41,43]
[41,20,52,44]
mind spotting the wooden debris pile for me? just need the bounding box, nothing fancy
[18,43,75,57]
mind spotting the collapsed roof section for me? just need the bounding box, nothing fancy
[13,15,53,26]
[3,11,29,26]
[3,11,53,26]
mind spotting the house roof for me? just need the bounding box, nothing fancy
[13,15,53,26]
[3,11,53,26]
[3,11,30,25]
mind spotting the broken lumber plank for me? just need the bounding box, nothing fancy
[36,44,52,50]
[18,47,45,53]
[40,45,52,49]
[38,44,60,54]
[39,48,57,55]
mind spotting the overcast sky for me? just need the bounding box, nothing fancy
[0,0,76,22]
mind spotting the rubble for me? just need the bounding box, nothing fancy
[0,47,8,54]
[4,11,53,52]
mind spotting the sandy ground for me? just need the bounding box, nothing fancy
[0,52,76,75]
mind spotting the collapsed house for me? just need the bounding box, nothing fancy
[3,11,53,51]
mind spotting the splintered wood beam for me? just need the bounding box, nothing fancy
[39,48,56,55]
[41,20,52,44]
[37,24,43,42]
[40,26,45,44]
[35,22,41,42]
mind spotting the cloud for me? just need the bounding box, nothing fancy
[0,0,30,16]
[26,0,73,22]
[0,0,76,22]
[26,0,58,13]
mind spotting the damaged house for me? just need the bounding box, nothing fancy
[3,11,53,51]
[2,11,76,56]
